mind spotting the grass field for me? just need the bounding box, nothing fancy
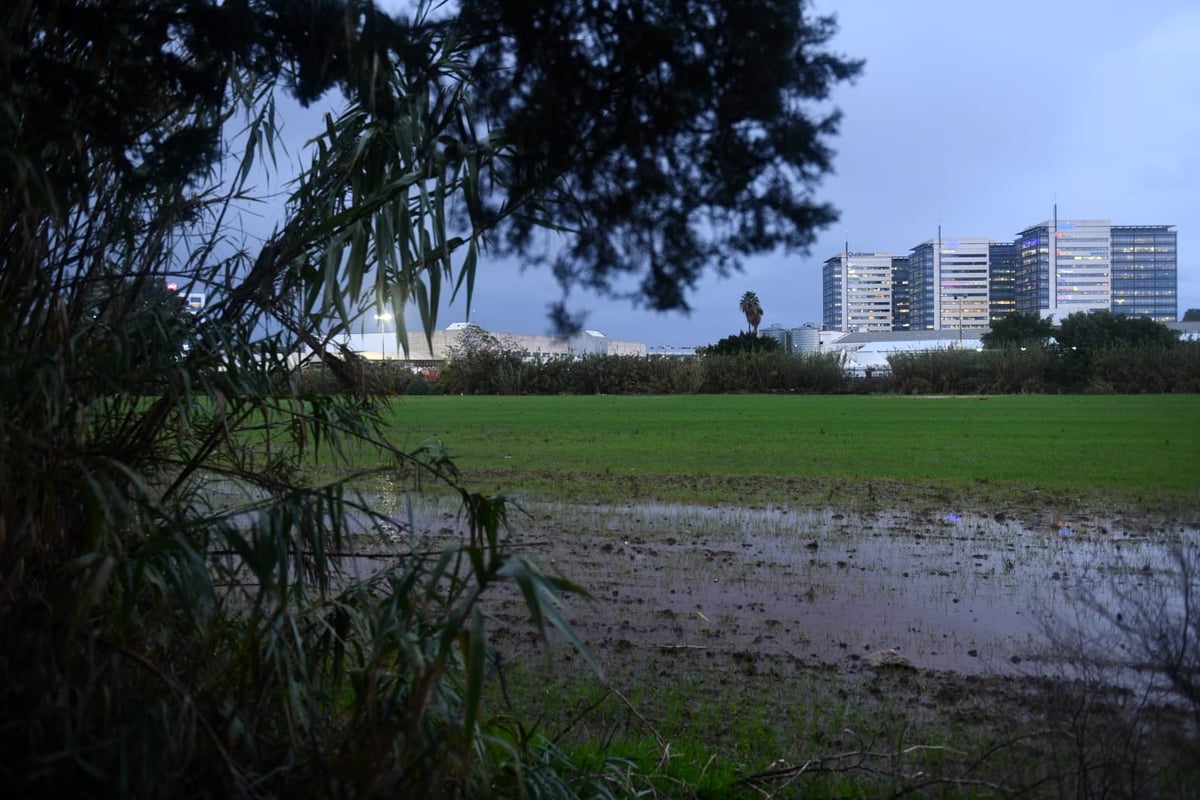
[366,394,1200,511]
[355,393,1200,797]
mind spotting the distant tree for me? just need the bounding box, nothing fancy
[981,312,1054,349]
[1183,308,1200,322]
[739,291,764,334]
[1056,310,1180,351]
[700,330,781,356]
[439,325,526,394]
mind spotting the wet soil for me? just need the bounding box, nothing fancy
[348,487,1200,791]
[203,462,1200,791]
[353,492,1196,683]
[361,500,1192,674]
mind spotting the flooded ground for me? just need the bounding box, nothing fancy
[198,476,1200,793]
[350,495,1197,679]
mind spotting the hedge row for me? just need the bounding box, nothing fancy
[297,342,1200,396]
[887,343,1200,394]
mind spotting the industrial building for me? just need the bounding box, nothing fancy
[339,322,646,364]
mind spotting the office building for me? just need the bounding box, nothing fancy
[813,215,1178,328]
[908,235,991,331]
[988,242,1018,323]
[907,241,936,330]
[822,251,894,332]
[1015,218,1111,320]
[891,256,912,332]
[1110,225,1177,322]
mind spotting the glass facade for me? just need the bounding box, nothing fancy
[1110,225,1177,322]
[937,238,991,330]
[1015,225,1050,315]
[822,252,893,332]
[822,254,844,330]
[1052,220,1111,315]
[891,256,911,331]
[908,237,990,331]
[988,242,1017,322]
[908,242,936,330]
[1015,219,1112,318]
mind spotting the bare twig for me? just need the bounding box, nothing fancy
[611,687,670,751]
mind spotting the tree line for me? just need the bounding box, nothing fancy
[299,310,1200,396]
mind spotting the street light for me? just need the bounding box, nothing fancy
[375,312,393,360]
[951,293,964,348]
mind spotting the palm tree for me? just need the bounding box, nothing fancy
[739,291,764,334]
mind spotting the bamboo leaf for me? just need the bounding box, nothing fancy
[462,608,485,735]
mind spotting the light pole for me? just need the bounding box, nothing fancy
[952,294,964,348]
[375,312,393,360]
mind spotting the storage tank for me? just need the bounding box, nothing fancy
[789,325,820,353]
[760,324,788,350]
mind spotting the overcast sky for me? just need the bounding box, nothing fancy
[269,0,1200,346]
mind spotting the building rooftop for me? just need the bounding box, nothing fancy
[832,329,985,345]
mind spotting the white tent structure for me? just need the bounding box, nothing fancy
[825,330,984,376]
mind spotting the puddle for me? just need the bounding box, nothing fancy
[368,500,1196,677]
[203,483,1198,679]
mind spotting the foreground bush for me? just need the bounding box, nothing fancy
[0,4,610,795]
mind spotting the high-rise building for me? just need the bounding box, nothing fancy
[822,251,894,332]
[816,216,1177,329]
[891,256,911,332]
[908,235,991,331]
[1110,225,1177,322]
[1015,218,1111,320]
[907,242,936,330]
[988,242,1018,323]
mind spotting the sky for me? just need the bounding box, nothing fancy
[265,0,1200,347]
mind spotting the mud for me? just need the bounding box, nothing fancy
[351,497,1197,680]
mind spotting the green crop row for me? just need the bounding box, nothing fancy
[342,394,1200,512]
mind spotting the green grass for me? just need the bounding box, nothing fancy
[487,648,1073,799]
[361,394,1200,510]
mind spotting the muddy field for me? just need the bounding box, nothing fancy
[350,490,1200,792]
[359,494,1197,682]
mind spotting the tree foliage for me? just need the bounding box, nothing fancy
[438,324,526,394]
[459,0,863,316]
[981,311,1054,349]
[1,0,863,794]
[1056,310,1180,351]
[700,330,782,356]
[739,290,765,334]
